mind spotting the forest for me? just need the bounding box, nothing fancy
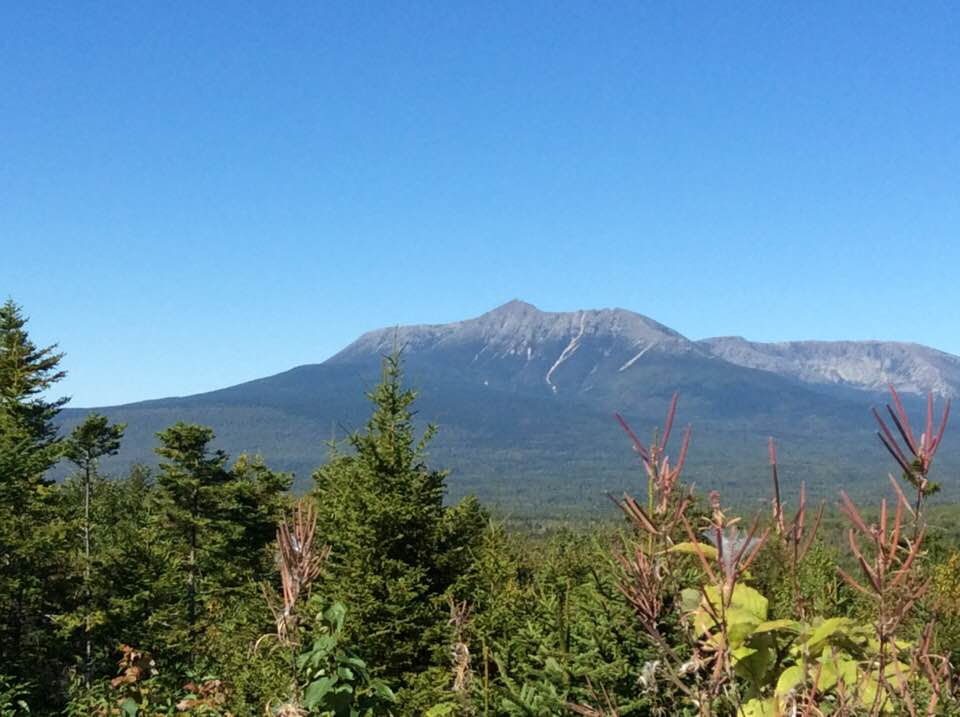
[3,296,960,717]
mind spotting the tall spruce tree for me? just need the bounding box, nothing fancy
[154,422,231,663]
[0,299,67,501]
[63,414,125,687]
[311,350,486,700]
[0,299,72,704]
[152,425,290,669]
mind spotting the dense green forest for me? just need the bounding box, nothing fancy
[3,297,960,716]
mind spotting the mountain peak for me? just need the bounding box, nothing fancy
[487,298,539,315]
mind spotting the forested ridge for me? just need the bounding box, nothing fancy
[4,297,960,716]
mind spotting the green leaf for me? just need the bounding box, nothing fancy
[120,697,139,717]
[734,635,773,688]
[669,542,719,560]
[857,675,884,712]
[729,584,768,621]
[805,617,855,654]
[753,619,800,634]
[425,704,458,717]
[325,602,348,634]
[739,697,775,717]
[369,679,396,702]
[775,665,804,697]
[304,675,338,709]
[725,607,761,646]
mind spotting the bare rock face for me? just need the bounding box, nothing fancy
[332,299,687,362]
[698,337,960,397]
[329,299,696,395]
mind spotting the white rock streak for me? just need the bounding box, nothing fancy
[546,312,586,393]
[619,341,657,372]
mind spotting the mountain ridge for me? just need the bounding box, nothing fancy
[57,300,960,514]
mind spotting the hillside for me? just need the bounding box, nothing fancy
[58,300,960,515]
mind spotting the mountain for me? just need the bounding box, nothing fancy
[698,336,960,397]
[57,301,960,516]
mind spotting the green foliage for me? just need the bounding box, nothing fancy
[152,425,291,670]
[749,537,851,629]
[295,601,396,716]
[0,675,31,717]
[458,530,660,715]
[0,299,67,491]
[0,300,74,711]
[311,349,486,711]
[64,413,126,470]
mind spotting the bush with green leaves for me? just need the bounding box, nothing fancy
[0,675,31,717]
[296,601,396,716]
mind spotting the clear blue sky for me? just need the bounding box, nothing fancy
[2,2,958,406]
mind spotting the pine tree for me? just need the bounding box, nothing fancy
[219,452,292,583]
[63,413,126,687]
[0,299,72,705]
[311,350,486,700]
[154,422,231,663]
[152,425,290,670]
[0,299,68,502]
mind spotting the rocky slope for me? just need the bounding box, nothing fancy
[699,337,960,397]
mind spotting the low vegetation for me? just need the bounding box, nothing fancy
[2,298,960,716]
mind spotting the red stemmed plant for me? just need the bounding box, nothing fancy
[873,384,951,521]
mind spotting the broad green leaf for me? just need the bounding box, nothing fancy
[733,638,773,688]
[729,584,768,621]
[120,697,139,717]
[753,619,801,634]
[814,657,840,692]
[725,607,762,646]
[325,602,348,634]
[857,675,886,713]
[304,675,338,709]
[370,679,396,701]
[838,658,859,685]
[669,542,719,560]
[775,664,804,697]
[805,617,855,654]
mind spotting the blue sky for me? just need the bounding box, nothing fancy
[2,2,959,406]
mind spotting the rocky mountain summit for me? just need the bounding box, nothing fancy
[698,336,960,397]
[331,299,694,396]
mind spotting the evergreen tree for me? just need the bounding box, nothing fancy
[218,452,292,583]
[0,298,67,503]
[0,299,72,705]
[152,426,290,671]
[63,413,126,687]
[154,422,231,663]
[79,465,181,677]
[311,350,486,705]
